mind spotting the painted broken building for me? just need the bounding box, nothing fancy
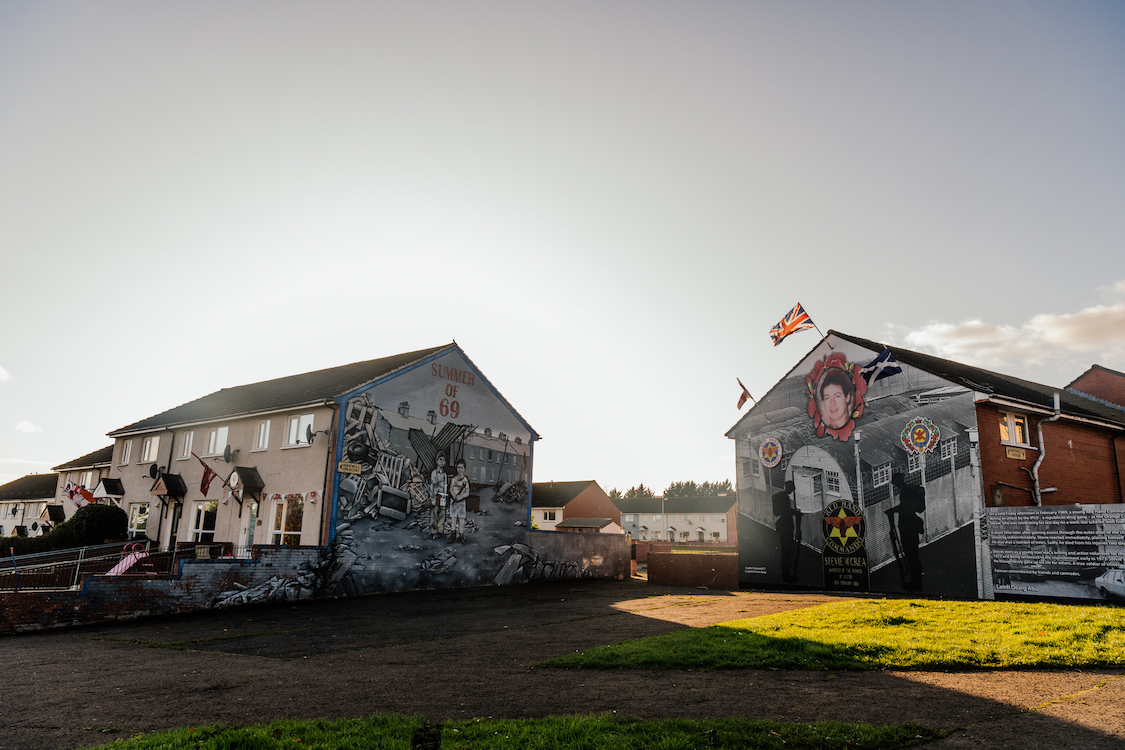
[728,331,1125,601]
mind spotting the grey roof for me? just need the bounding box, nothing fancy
[555,518,614,529]
[53,445,114,471]
[0,474,59,501]
[830,331,1125,426]
[109,345,454,436]
[531,481,596,508]
[612,495,736,514]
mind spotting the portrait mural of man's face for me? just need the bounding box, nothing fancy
[805,352,867,441]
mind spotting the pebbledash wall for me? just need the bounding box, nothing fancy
[0,532,629,633]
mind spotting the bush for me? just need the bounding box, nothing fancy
[6,504,128,556]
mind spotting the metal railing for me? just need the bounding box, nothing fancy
[0,541,257,592]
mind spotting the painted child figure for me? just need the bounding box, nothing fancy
[428,454,449,539]
[448,458,470,544]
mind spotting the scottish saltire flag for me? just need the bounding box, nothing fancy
[769,303,815,346]
[861,348,903,384]
[736,378,753,409]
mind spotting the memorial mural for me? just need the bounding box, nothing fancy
[731,336,984,598]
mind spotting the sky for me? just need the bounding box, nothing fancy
[2,2,1124,493]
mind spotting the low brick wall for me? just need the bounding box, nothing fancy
[647,551,739,589]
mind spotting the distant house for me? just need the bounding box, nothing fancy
[51,445,115,525]
[555,518,624,534]
[0,473,59,537]
[530,480,620,531]
[1067,364,1125,409]
[614,495,736,542]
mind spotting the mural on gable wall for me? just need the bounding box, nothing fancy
[733,337,984,598]
[316,349,593,595]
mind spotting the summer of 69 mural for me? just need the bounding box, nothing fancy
[729,336,983,598]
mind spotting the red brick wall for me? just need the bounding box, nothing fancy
[562,485,621,524]
[1069,368,1125,408]
[977,402,1123,506]
[647,551,738,589]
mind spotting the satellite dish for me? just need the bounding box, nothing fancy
[306,424,315,445]
[149,464,160,480]
[31,522,38,531]
[223,444,235,463]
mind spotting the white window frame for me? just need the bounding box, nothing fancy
[77,470,94,489]
[999,410,1032,447]
[271,495,304,545]
[178,431,193,460]
[191,501,218,543]
[623,514,635,522]
[205,426,229,457]
[940,438,956,461]
[253,419,271,452]
[128,503,150,537]
[873,462,892,487]
[825,470,841,495]
[908,453,922,473]
[285,414,315,448]
[544,510,556,521]
[119,440,132,465]
[141,435,160,464]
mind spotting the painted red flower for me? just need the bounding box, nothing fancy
[805,352,868,441]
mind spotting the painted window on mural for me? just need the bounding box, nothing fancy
[999,411,1030,446]
[128,503,149,536]
[192,501,218,543]
[940,438,956,461]
[873,462,892,486]
[826,470,841,495]
[272,496,303,545]
[908,453,922,473]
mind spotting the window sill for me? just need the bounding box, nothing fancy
[1000,441,1037,450]
[281,443,312,450]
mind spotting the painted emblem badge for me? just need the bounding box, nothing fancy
[901,416,940,454]
[758,436,782,468]
[822,498,866,555]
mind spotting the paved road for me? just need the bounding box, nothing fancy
[2,579,1122,749]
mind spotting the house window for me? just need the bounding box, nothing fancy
[940,438,956,461]
[206,426,228,456]
[623,514,635,522]
[77,470,94,489]
[711,532,721,541]
[679,531,690,541]
[286,414,315,447]
[544,510,556,521]
[128,503,150,536]
[908,454,922,473]
[119,440,132,465]
[652,514,661,522]
[873,462,892,487]
[999,410,1031,446]
[712,514,724,522]
[271,496,304,545]
[141,435,160,463]
[179,431,193,459]
[253,419,271,451]
[191,501,218,543]
[825,470,841,495]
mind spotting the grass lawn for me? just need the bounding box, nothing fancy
[88,715,943,750]
[541,598,1125,671]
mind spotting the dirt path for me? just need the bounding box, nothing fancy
[2,578,1122,749]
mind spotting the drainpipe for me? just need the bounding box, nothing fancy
[1030,393,1062,506]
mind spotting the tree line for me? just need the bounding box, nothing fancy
[608,479,733,500]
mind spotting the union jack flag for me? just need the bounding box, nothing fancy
[769,303,815,346]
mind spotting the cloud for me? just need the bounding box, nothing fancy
[15,421,42,433]
[888,283,1125,385]
[0,365,9,381]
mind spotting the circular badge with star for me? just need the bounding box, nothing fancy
[822,499,866,555]
[758,436,782,468]
[900,416,940,454]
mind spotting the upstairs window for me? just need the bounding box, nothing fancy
[908,453,922,473]
[178,431,193,460]
[141,436,160,463]
[544,510,556,521]
[999,410,1031,447]
[206,426,228,456]
[940,438,956,461]
[825,470,841,495]
[119,440,132,465]
[286,414,315,447]
[873,462,892,487]
[253,419,271,451]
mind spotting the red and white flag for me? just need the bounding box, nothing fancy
[769,302,815,346]
[195,453,218,497]
[736,378,753,409]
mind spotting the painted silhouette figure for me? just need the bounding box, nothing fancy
[887,472,926,591]
[773,479,802,583]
